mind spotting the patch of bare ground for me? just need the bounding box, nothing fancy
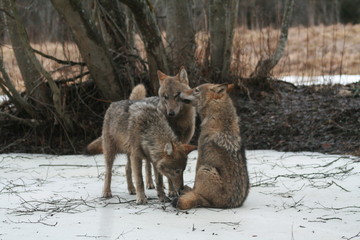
[232,79,360,156]
[1,79,360,156]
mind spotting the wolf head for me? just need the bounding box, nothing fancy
[180,83,234,111]
[157,67,191,117]
[155,142,196,195]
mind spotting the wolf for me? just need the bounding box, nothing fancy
[173,83,250,210]
[102,100,196,204]
[85,84,147,155]
[86,67,196,194]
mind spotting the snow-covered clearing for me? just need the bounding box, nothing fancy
[1,150,359,240]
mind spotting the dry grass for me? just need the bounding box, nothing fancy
[1,42,86,92]
[1,24,359,93]
[196,24,360,78]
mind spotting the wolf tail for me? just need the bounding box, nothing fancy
[172,191,210,210]
[84,137,103,155]
[129,84,146,100]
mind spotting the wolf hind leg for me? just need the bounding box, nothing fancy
[125,155,136,195]
[102,139,117,198]
[131,152,147,204]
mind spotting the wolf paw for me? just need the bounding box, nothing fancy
[102,191,112,199]
[136,196,148,205]
[168,190,178,198]
[146,182,155,189]
[128,187,136,195]
[159,195,170,203]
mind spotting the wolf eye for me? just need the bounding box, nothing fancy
[163,95,169,100]
[194,88,200,94]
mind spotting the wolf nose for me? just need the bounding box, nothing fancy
[168,111,175,117]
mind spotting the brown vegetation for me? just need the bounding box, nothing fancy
[2,24,359,93]
[1,24,360,155]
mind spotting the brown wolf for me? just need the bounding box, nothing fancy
[86,67,196,195]
[173,83,250,210]
[102,100,196,204]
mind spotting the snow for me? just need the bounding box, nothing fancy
[281,74,360,86]
[0,95,8,104]
[1,150,359,240]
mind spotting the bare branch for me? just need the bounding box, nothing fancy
[32,48,86,66]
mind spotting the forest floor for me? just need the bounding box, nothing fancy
[234,79,360,156]
[1,78,360,156]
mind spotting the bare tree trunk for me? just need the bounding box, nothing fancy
[165,0,195,74]
[0,50,35,117]
[119,0,169,94]
[209,0,238,82]
[308,0,316,26]
[92,0,129,49]
[2,0,50,110]
[3,0,74,130]
[221,0,238,80]
[251,0,295,79]
[51,0,123,101]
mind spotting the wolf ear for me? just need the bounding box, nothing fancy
[212,84,228,94]
[177,67,189,85]
[212,83,234,94]
[158,70,168,85]
[164,142,173,156]
[182,144,197,155]
[226,84,235,93]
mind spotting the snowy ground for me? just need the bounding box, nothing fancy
[281,74,360,86]
[1,150,359,240]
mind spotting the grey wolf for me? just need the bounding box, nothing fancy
[102,100,196,204]
[173,83,250,209]
[86,67,196,195]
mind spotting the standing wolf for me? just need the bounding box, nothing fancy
[86,67,195,155]
[86,67,196,199]
[173,83,250,209]
[102,100,196,204]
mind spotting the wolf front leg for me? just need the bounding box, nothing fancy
[130,152,147,204]
[167,178,177,197]
[145,160,155,189]
[153,166,170,202]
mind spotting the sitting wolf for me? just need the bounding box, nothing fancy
[173,83,250,209]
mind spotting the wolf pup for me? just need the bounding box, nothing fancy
[173,83,250,210]
[102,99,196,204]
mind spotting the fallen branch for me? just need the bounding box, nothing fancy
[6,216,58,227]
[39,164,125,168]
